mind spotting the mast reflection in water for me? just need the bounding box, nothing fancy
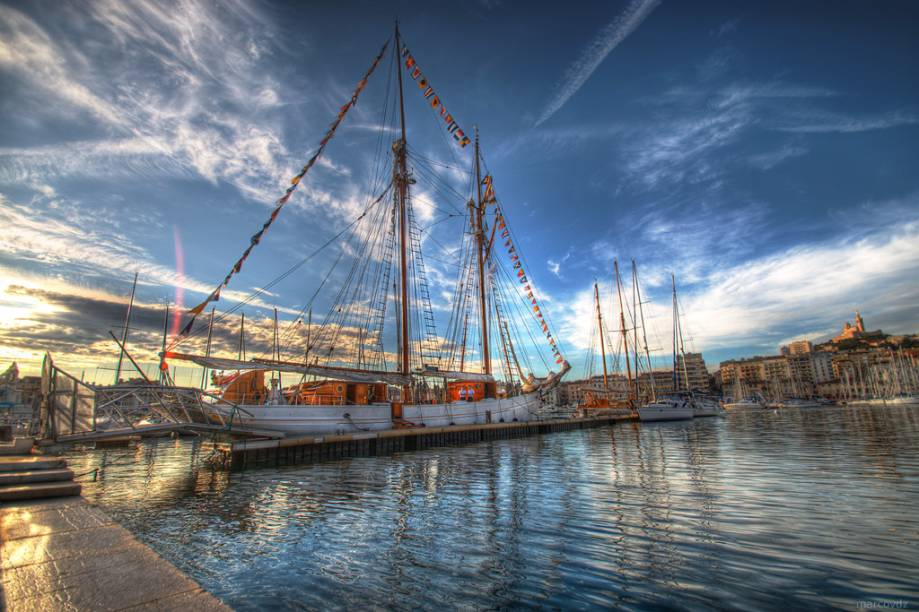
[66,405,919,610]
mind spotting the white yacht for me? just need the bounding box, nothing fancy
[639,395,694,422]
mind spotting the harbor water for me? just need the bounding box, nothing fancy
[66,405,919,610]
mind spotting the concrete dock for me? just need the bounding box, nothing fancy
[219,413,634,471]
[0,497,228,611]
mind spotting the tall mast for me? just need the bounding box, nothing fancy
[238,313,246,361]
[474,127,491,376]
[201,307,215,389]
[273,307,280,384]
[394,23,411,385]
[631,260,640,401]
[459,312,468,372]
[614,259,633,404]
[633,260,656,401]
[114,271,138,385]
[594,282,609,392]
[159,304,169,385]
[304,308,312,366]
[671,275,691,392]
[671,273,680,391]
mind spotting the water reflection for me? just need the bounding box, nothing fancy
[67,405,919,610]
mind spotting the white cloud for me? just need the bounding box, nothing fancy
[0,194,295,313]
[534,0,661,127]
[552,197,919,367]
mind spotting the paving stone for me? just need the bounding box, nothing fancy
[0,498,229,610]
[1,502,114,542]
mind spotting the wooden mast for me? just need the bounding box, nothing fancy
[394,22,411,404]
[473,128,492,386]
[594,282,609,392]
[614,259,633,405]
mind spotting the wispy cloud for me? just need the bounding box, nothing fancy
[534,0,661,127]
[776,110,919,133]
[748,144,808,170]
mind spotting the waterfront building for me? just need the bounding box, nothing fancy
[811,352,835,384]
[677,352,710,392]
[638,370,676,398]
[787,340,813,355]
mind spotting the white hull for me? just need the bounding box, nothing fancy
[220,393,544,436]
[639,404,694,422]
[724,401,763,410]
[885,396,919,406]
[849,397,919,407]
[403,393,542,428]
[780,400,822,409]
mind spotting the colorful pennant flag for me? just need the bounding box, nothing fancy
[179,40,390,336]
[402,45,471,148]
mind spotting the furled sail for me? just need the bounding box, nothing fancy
[164,352,411,386]
[415,368,495,383]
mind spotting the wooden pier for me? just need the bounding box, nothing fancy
[219,414,634,471]
[0,497,228,611]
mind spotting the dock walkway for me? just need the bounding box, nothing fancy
[221,413,634,471]
[0,497,228,611]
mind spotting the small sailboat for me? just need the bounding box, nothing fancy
[638,274,693,422]
[163,25,570,435]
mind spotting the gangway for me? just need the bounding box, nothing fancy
[38,353,284,443]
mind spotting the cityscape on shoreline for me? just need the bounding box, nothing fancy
[547,310,919,407]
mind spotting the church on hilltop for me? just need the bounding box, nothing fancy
[832,311,884,344]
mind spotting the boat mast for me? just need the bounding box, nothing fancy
[631,261,640,401]
[394,23,411,389]
[594,282,609,393]
[237,313,246,361]
[459,312,468,372]
[614,259,633,404]
[273,307,281,385]
[671,273,678,391]
[474,127,491,378]
[200,307,215,389]
[158,304,169,385]
[114,271,138,385]
[633,260,656,401]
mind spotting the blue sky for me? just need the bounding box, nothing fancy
[1,0,918,382]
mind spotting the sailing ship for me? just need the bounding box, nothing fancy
[576,260,645,416]
[162,25,570,435]
[638,273,694,422]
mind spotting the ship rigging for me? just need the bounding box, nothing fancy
[160,24,570,433]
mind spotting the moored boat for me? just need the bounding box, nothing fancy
[163,25,570,436]
[639,395,694,422]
